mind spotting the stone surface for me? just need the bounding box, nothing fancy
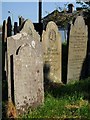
[87,22,90,77]
[67,16,88,83]
[42,21,62,83]
[7,20,44,114]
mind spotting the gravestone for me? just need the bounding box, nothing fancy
[7,20,44,114]
[2,20,7,80]
[87,20,90,77]
[7,16,12,37]
[42,21,62,83]
[67,16,88,83]
[2,20,7,42]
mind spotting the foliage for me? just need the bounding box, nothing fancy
[77,2,90,19]
[43,3,86,29]
[77,2,90,9]
[43,9,80,29]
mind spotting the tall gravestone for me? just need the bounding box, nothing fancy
[7,20,44,114]
[2,20,7,81]
[87,20,90,77]
[42,21,62,83]
[67,16,88,83]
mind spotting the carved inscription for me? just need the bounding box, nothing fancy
[67,16,88,82]
[49,29,56,41]
[42,21,62,83]
[44,47,60,82]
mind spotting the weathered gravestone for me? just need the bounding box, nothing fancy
[2,20,7,81]
[67,16,88,83]
[7,20,44,114]
[87,20,90,77]
[42,21,62,83]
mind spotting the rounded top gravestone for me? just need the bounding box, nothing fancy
[42,21,62,83]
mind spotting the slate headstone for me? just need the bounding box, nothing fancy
[67,16,88,83]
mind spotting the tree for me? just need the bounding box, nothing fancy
[43,2,86,28]
[76,2,90,19]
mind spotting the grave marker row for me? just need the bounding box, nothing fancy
[2,15,89,116]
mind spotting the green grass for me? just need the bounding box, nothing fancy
[2,41,90,119]
[19,77,90,119]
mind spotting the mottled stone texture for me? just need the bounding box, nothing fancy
[67,16,88,83]
[7,20,44,114]
[42,21,62,83]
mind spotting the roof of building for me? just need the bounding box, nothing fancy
[68,4,74,7]
[42,9,84,29]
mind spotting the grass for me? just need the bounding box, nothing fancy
[2,42,90,119]
[19,77,90,119]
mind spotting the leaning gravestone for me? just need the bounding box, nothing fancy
[42,21,62,83]
[67,16,88,83]
[7,20,44,114]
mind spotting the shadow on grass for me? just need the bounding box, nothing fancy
[44,77,90,102]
